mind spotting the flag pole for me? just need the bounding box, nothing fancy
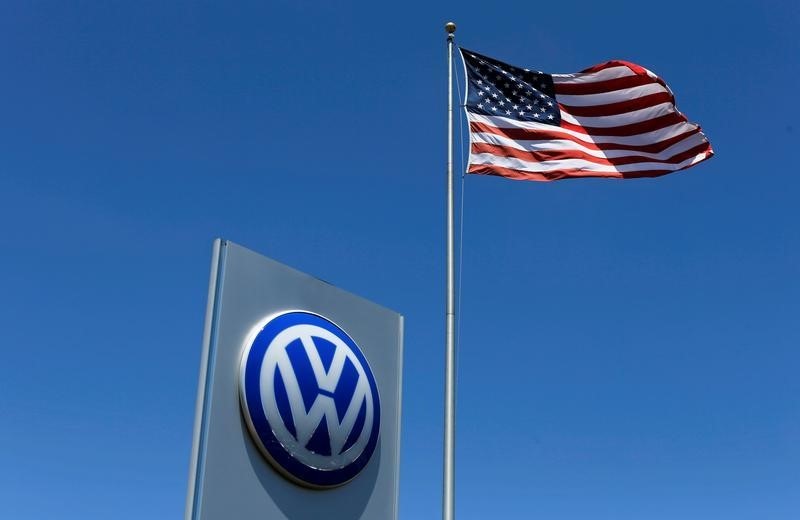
[443,20,457,520]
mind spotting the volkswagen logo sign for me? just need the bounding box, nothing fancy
[239,311,381,488]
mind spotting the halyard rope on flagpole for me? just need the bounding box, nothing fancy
[454,39,467,436]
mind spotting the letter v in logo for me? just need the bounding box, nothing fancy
[239,311,381,488]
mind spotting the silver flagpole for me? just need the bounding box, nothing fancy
[443,21,457,520]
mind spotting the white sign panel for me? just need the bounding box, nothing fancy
[185,240,403,520]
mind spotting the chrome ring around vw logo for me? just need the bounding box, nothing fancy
[239,311,381,488]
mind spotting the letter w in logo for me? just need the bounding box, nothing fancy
[273,331,370,457]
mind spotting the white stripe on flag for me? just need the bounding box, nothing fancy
[556,83,668,107]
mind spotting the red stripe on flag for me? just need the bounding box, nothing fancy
[559,92,675,117]
[467,160,708,181]
[559,112,687,137]
[578,60,646,75]
[471,141,713,167]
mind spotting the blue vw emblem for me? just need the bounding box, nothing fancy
[239,311,381,488]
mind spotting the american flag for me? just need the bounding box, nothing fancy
[461,48,713,181]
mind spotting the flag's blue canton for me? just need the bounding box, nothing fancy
[462,48,560,126]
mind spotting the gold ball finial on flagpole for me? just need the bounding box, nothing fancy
[445,22,456,34]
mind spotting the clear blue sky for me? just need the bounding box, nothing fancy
[1,1,798,519]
